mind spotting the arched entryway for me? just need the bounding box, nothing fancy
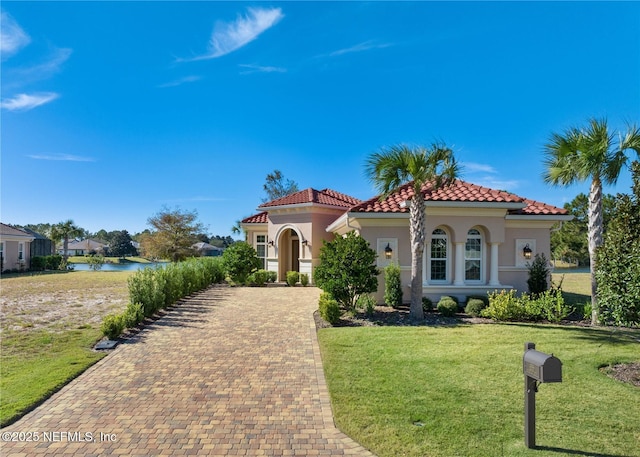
[277,228,301,281]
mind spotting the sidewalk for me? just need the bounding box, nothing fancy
[1,286,375,456]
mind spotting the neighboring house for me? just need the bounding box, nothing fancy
[0,223,36,272]
[241,181,571,303]
[58,239,108,256]
[192,242,223,257]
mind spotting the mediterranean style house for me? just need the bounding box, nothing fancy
[241,180,571,303]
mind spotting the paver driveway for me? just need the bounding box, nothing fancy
[1,286,375,456]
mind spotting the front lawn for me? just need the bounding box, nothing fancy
[0,270,131,426]
[318,324,640,457]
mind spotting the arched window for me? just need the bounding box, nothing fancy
[429,228,448,282]
[465,229,482,281]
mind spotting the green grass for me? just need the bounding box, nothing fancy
[0,271,132,426]
[0,328,106,427]
[319,324,640,457]
[552,272,591,306]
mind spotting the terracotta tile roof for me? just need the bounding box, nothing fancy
[348,180,567,216]
[259,188,361,209]
[241,212,268,224]
[510,199,568,216]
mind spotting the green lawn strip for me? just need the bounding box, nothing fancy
[0,327,106,427]
[318,324,640,457]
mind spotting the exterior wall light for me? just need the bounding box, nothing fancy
[302,239,309,246]
[523,243,533,260]
[384,243,393,259]
[268,240,274,246]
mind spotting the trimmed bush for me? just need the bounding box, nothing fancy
[422,297,433,313]
[222,242,261,284]
[314,231,379,312]
[286,271,300,286]
[384,263,403,308]
[319,292,341,324]
[465,298,487,317]
[123,303,144,328]
[482,290,524,321]
[266,271,277,283]
[527,253,550,295]
[250,269,269,286]
[300,273,309,286]
[101,314,125,340]
[437,297,458,317]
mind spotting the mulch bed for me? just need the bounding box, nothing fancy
[315,305,639,387]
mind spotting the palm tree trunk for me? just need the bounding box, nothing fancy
[588,176,603,325]
[63,237,70,262]
[409,194,425,319]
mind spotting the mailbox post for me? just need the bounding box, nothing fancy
[523,342,562,449]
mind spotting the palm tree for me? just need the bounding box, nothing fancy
[543,118,640,325]
[50,219,83,262]
[365,144,460,320]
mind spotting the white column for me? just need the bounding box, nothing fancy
[489,242,501,286]
[454,242,465,285]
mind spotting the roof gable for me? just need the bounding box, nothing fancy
[259,188,361,209]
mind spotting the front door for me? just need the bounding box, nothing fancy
[291,238,299,272]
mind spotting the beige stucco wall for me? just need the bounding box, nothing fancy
[1,239,31,271]
[353,211,557,304]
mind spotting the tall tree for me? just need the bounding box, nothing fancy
[142,207,205,262]
[109,230,137,258]
[365,143,460,320]
[262,169,299,202]
[543,118,640,325]
[596,161,640,326]
[50,219,84,261]
[550,193,616,266]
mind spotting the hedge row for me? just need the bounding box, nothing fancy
[101,257,224,339]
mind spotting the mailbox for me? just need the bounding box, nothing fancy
[523,349,562,383]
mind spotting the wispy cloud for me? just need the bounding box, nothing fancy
[239,64,286,75]
[157,75,202,88]
[11,47,72,82]
[463,162,498,174]
[179,7,283,62]
[27,153,96,162]
[474,176,521,191]
[1,92,59,111]
[328,40,392,57]
[0,11,30,59]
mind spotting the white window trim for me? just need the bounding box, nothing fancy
[426,228,451,285]
[254,233,268,270]
[464,229,485,284]
[18,242,25,262]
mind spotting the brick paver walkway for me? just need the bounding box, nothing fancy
[1,286,375,456]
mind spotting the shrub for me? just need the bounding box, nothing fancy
[123,302,144,328]
[437,297,458,317]
[300,273,309,286]
[314,232,379,311]
[221,242,261,284]
[319,292,341,324]
[250,269,269,286]
[527,253,550,295]
[384,263,403,308]
[87,255,105,271]
[31,255,63,271]
[422,297,433,313]
[357,294,377,316]
[286,271,299,286]
[101,313,125,340]
[266,271,277,283]
[482,290,525,321]
[537,288,570,323]
[465,298,487,317]
[46,254,63,270]
[30,256,46,271]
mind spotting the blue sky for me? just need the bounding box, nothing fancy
[2,1,639,237]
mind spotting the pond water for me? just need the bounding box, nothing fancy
[70,262,166,272]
